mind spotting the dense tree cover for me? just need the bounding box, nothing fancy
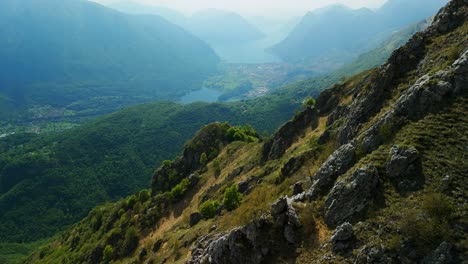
[0,0,219,115]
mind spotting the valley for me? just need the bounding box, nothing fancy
[0,0,462,263]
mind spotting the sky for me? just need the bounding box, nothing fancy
[91,0,389,16]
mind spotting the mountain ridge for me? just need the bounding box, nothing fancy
[25,0,467,263]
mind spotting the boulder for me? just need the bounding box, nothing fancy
[354,244,385,264]
[237,176,257,194]
[138,248,147,260]
[306,143,356,199]
[324,165,379,227]
[189,212,203,227]
[153,239,163,253]
[330,222,354,254]
[270,197,287,216]
[422,242,453,264]
[292,182,304,195]
[188,217,273,264]
[386,145,423,192]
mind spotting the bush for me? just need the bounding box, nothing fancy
[213,159,221,178]
[399,194,454,255]
[103,245,113,262]
[422,193,453,222]
[199,152,208,167]
[226,125,258,143]
[170,178,191,200]
[302,97,316,109]
[200,200,220,219]
[223,185,241,211]
[123,227,139,255]
[138,189,151,202]
[127,195,138,209]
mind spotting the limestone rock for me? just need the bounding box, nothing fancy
[307,143,356,199]
[190,212,203,227]
[330,222,354,254]
[262,107,319,161]
[386,145,423,192]
[292,182,304,195]
[324,165,379,227]
[422,242,453,264]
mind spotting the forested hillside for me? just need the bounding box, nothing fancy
[0,0,219,117]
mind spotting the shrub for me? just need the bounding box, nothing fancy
[200,200,220,219]
[170,178,191,200]
[138,189,151,202]
[224,185,241,211]
[422,193,453,222]
[123,227,139,255]
[302,97,316,109]
[127,195,138,209]
[226,125,258,143]
[199,152,208,167]
[103,245,113,262]
[213,159,221,178]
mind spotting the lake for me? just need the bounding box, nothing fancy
[179,88,223,104]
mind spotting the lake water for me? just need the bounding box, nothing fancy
[179,88,222,104]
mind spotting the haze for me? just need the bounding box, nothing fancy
[92,0,388,16]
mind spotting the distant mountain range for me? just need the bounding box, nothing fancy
[0,0,220,114]
[269,0,448,64]
[110,1,265,46]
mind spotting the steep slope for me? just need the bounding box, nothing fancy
[269,0,448,64]
[109,2,270,63]
[0,5,435,262]
[0,0,219,115]
[27,1,467,263]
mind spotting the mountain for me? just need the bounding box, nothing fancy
[0,0,219,116]
[110,0,187,26]
[188,9,265,46]
[109,2,268,63]
[269,0,448,64]
[26,1,468,263]
[0,11,433,262]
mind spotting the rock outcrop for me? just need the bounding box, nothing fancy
[422,241,453,264]
[262,107,319,161]
[386,145,423,192]
[190,212,203,227]
[152,123,231,193]
[305,143,356,200]
[189,197,301,263]
[329,222,355,254]
[324,165,379,227]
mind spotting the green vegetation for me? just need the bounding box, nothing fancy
[213,159,221,178]
[0,0,219,118]
[200,200,220,219]
[223,185,242,211]
[302,97,316,109]
[398,192,454,254]
[170,178,191,200]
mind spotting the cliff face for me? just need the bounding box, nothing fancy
[28,1,468,263]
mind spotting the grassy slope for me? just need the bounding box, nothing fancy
[26,8,468,263]
[0,13,431,263]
